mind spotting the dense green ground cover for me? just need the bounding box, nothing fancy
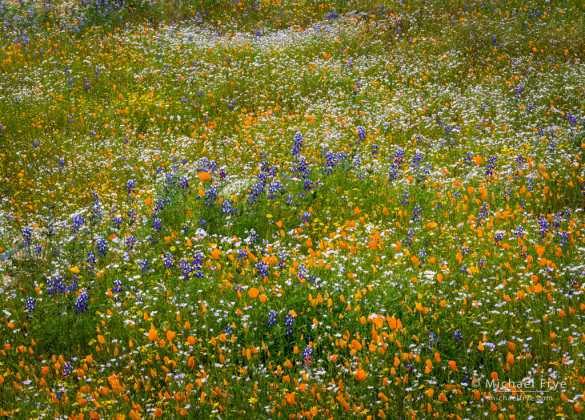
[0,0,585,418]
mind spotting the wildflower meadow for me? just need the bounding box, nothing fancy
[0,0,585,418]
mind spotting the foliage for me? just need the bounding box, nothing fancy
[0,0,585,418]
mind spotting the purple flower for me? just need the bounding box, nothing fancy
[284,313,295,335]
[163,253,175,268]
[126,180,136,196]
[97,237,107,256]
[125,235,135,250]
[267,310,278,326]
[25,298,36,313]
[292,132,303,157]
[75,289,90,314]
